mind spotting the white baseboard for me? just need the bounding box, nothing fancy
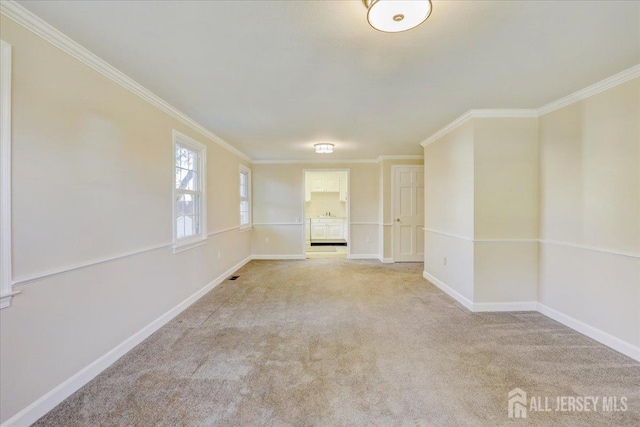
[537,303,640,363]
[1,256,252,427]
[251,254,305,260]
[349,254,379,260]
[422,270,474,311]
[473,301,537,312]
[379,257,394,264]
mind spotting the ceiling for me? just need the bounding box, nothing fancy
[16,0,640,161]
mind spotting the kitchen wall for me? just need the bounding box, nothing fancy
[252,163,380,257]
[306,191,345,218]
[0,16,252,424]
[538,77,639,349]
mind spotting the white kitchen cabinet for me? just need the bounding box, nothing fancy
[310,178,326,192]
[339,175,347,202]
[325,177,340,192]
[311,224,327,239]
[310,218,346,240]
[327,224,343,239]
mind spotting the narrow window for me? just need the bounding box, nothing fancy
[173,131,207,251]
[239,165,251,229]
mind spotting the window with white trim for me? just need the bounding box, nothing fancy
[239,165,251,229]
[173,130,207,251]
[0,40,14,309]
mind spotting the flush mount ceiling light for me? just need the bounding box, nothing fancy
[363,0,432,33]
[314,143,334,154]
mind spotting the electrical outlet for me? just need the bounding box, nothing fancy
[365,236,370,243]
[217,250,221,260]
[443,257,447,266]
[265,237,270,243]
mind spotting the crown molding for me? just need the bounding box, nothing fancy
[251,154,423,165]
[537,63,640,116]
[420,109,537,147]
[420,64,640,148]
[377,155,424,161]
[0,0,252,163]
[252,158,379,165]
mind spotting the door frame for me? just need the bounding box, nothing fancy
[302,168,351,259]
[390,165,424,262]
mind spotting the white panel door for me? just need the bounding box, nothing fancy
[393,166,424,262]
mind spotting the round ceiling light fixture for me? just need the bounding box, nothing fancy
[314,143,334,154]
[363,0,432,33]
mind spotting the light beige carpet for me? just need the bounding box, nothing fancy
[306,245,337,252]
[35,260,640,426]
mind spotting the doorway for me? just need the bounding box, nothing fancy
[303,169,350,259]
[392,165,424,262]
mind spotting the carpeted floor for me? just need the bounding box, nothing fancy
[35,260,640,426]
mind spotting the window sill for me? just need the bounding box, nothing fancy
[239,226,252,233]
[173,237,207,254]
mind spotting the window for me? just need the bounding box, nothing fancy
[173,130,207,252]
[239,165,252,229]
[0,40,14,309]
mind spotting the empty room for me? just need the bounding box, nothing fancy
[0,0,639,425]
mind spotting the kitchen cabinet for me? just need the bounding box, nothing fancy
[310,178,326,192]
[339,175,347,202]
[310,218,346,240]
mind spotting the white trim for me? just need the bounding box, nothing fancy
[239,164,252,230]
[208,226,240,236]
[377,155,424,161]
[253,158,378,165]
[11,227,243,287]
[423,228,473,242]
[172,130,207,253]
[382,223,393,227]
[537,303,640,363]
[473,301,537,312]
[474,238,538,243]
[0,1,252,163]
[350,222,379,226]
[420,65,640,148]
[250,254,305,260]
[12,242,173,287]
[379,257,394,263]
[0,255,253,427]
[0,39,14,308]
[420,110,537,147]
[422,270,474,311]
[539,239,639,259]
[348,254,379,260]
[537,64,640,116]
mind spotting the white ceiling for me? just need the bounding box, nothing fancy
[16,0,640,161]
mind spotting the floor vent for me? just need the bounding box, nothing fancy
[228,276,240,281]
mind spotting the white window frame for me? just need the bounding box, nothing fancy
[172,130,207,253]
[0,40,17,309]
[239,164,252,230]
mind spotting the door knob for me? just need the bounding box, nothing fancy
[396,218,401,222]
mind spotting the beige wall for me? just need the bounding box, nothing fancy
[472,118,539,304]
[538,77,640,347]
[423,122,475,300]
[251,163,380,257]
[0,16,252,423]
